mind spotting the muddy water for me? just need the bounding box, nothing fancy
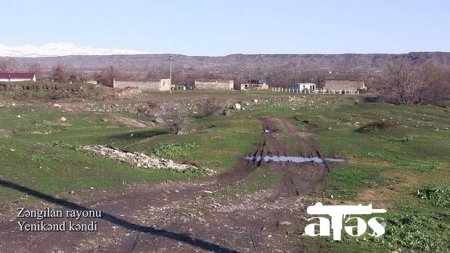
[245,155,345,164]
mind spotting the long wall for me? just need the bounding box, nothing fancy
[113,79,171,91]
[194,80,234,90]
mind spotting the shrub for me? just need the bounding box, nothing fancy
[160,105,186,134]
[416,185,450,207]
[195,99,222,118]
[355,120,394,133]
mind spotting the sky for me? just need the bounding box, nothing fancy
[1,0,449,56]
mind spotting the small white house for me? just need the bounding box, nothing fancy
[0,73,36,82]
[292,83,316,92]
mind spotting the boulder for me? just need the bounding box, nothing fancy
[223,109,231,116]
[154,117,164,124]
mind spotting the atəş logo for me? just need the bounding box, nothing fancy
[304,203,387,240]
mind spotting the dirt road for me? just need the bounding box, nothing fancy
[0,117,329,252]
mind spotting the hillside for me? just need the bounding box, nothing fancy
[4,52,450,74]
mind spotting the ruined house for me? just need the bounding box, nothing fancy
[194,80,234,90]
[240,79,269,90]
[323,80,366,94]
[112,78,171,91]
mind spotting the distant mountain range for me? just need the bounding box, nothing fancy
[0,42,148,57]
[1,43,449,75]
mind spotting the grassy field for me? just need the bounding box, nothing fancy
[0,90,449,252]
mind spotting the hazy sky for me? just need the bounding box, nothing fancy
[1,0,449,55]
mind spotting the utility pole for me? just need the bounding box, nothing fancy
[169,55,173,93]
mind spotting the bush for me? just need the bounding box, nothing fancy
[195,99,222,118]
[416,186,450,207]
[160,105,186,134]
[355,120,394,133]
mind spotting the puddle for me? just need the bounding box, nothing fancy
[244,156,345,164]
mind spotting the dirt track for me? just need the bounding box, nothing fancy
[0,117,329,253]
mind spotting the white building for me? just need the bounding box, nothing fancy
[292,83,316,92]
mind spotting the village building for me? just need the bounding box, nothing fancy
[292,83,316,93]
[112,78,171,91]
[0,73,36,82]
[240,79,269,90]
[85,80,98,85]
[194,80,234,90]
[323,80,367,94]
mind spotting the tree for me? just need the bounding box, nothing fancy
[27,63,44,81]
[95,65,122,86]
[418,60,450,103]
[51,64,69,83]
[160,105,186,134]
[378,59,449,104]
[0,59,18,72]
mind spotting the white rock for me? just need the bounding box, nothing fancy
[279,221,292,226]
[60,117,67,122]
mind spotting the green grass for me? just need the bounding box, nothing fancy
[283,100,450,252]
[1,93,449,252]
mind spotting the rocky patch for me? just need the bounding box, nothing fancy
[83,145,215,174]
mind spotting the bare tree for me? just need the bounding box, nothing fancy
[95,65,122,86]
[27,63,44,81]
[378,59,449,104]
[160,105,187,135]
[0,59,18,72]
[196,99,222,118]
[51,63,70,83]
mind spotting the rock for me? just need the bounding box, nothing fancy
[253,99,258,103]
[82,145,216,174]
[234,103,242,111]
[154,117,164,124]
[279,221,292,226]
[222,109,231,116]
[16,115,21,119]
[60,117,67,122]
[53,103,62,108]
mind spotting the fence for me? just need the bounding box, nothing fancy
[270,87,360,95]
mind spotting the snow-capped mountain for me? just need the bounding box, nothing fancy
[0,42,148,57]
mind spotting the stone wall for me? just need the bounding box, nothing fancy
[194,80,234,90]
[113,79,171,91]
